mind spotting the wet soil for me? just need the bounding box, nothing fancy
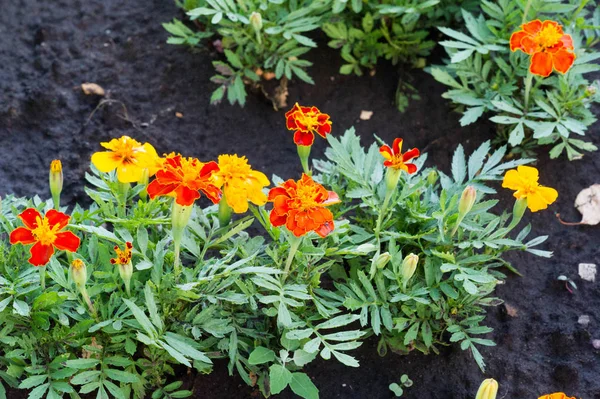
[1,0,599,398]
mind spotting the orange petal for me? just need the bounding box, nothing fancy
[520,36,538,54]
[54,231,81,252]
[29,242,54,266]
[560,34,574,50]
[9,227,36,245]
[147,180,178,199]
[510,30,528,52]
[323,191,340,206]
[19,208,41,229]
[200,161,219,177]
[552,50,575,74]
[315,220,334,238]
[268,187,289,201]
[174,186,201,206]
[530,52,553,77]
[522,20,542,34]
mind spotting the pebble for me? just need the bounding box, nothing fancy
[578,263,596,282]
[578,315,590,327]
[593,340,600,350]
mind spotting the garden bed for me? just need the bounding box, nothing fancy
[1,0,599,398]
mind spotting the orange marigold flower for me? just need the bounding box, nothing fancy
[502,166,558,212]
[510,20,576,77]
[285,103,332,146]
[268,174,340,238]
[110,242,133,265]
[538,393,576,399]
[91,136,161,183]
[379,138,420,173]
[147,153,221,206]
[9,208,80,266]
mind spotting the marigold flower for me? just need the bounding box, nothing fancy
[110,242,133,265]
[91,136,160,183]
[379,138,420,174]
[214,154,270,213]
[502,166,558,212]
[268,174,340,238]
[510,20,576,77]
[285,103,332,146]
[147,153,221,206]
[538,393,576,399]
[10,208,80,266]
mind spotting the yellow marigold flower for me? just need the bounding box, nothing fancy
[91,136,160,183]
[214,154,270,213]
[502,166,558,212]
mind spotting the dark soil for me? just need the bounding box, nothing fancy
[1,1,600,398]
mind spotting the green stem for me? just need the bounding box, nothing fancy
[218,195,232,227]
[522,0,533,25]
[39,266,46,290]
[80,287,98,320]
[524,70,533,111]
[52,193,60,211]
[375,190,393,239]
[297,145,312,176]
[118,182,130,218]
[171,202,193,277]
[282,235,303,282]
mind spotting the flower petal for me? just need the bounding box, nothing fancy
[530,51,553,77]
[29,242,54,266]
[18,208,41,229]
[405,163,418,174]
[517,165,539,182]
[392,138,403,155]
[323,191,340,206]
[520,36,538,54]
[201,184,222,204]
[147,180,178,199]
[91,151,121,173]
[45,209,70,230]
[54,231,81,252]
[402,148,420,162]
[379,145,393,160]
[560,34,574,50]
[174,186,201,206]
[502,169,523,191]
[200,161,220,177]
[522,19,542,34]
[117,164,144,183]
[9,227,36,245]
[268,187,289,201]
[269,209,287,227]
[537,186,558,206]
[294,130,315,146]
[315,220,334,238]
[510,30,528,52]
[552,49,575,74]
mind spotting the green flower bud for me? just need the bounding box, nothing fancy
[250,12,263,32]
[475,378,498,399]
[458,186,476,217]
[401,253,419,288]
[70,259,87,289]
[49,159,63,209]
[374,252,391,269]
[585,85,597,97]
[427,170,438,186]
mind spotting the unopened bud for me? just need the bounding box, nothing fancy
[49,159,63,209]
[138,168,149,201]
[385,168,401,192]
[585,85,597,97]
[427,170,438,186]
[401,253,419,288]
[70,259,88,289]
[374,252,391,269]
[250,12,263,32]
[475,378,498,399]
[458,186,476,217]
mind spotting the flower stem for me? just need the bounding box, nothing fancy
[297,145,312,176]
[218,195,232,227]
[39,265,46,290]
[52,193,60,211]
[282,235,302,282]
[80,287,98,319]
[171,202,193,276]
[522,0,533,25]
[524,70,533,111]
[118,182,130,218]
[375,190,393,239]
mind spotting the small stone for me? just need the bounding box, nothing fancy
[578,315,590,327]
[175,112,183,118]
[592,339,600,349]
[578,263,597,282]
[360,110,373,120]
[342,384,346,387]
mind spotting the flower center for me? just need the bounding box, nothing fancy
[536,25,562,49]
[177,157,203,185]
[296,112,320,132]
[111,138,144,165]
[294,183,320,210]
[31,216,60,246]
[219,156,251,183]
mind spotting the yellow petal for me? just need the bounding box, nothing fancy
[249,170,270,187]
[225,186,249,213]
[538,186,558,205]
[517,165,539,183]
[117,164,144,183]
[247,188,268,207]
[526,192,550,212]
[502,169,523,191]
[91,151,120,173]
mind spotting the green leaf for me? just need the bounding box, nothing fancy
[104,369,139,383]
[64,358,101,370]
[248,346,276,365]
[224,50,243,69]
[18,375,47,389]
[293,349,318,367]
[123,298,158,338]
[289,373,319,399]
[430,68,462,89]
[144,283,163,332]
[12,299,30,317]
[269,364,292,395]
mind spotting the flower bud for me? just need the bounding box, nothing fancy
[458,186,476,217]
[401,253,419,287]
[374,252,391,269]
[250,12,263,32]
[70,259,88,289]
[138,168,150,201]
[427,170,438,186]
[111,242,134,295]
[385,168,401,193]
[475,378,498,399]
[585,85,597,97]
[49,159,63,209]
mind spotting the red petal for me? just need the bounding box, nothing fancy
[552,50,575,74]
[392,138,403,155]
[522,20,542,34]
[200,161,219,177]
[402,148,420,162]
[379,145,393,157]
[315,220,334,238]
[316,123,331,138]
[54,231,81,252]
[19,208,41,229]
[405,163,418,174]
[268,187,289,201]
[294,130,315,146]
[10,227,36,245]
[286,115,298,130]
[29,242,54,266]
[510,31,528,52]
[174,186,201,206]
[45,209,70,230]
[201,185,222,204]
[269,209,287,227]
[560,34,574,50]
[383,160,394,167]
[147,180,178,199]
[530,51,553,77]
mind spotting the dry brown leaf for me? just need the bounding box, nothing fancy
[175,112,183,118]
[263,71,276,81]
[360,110,373,120]
[81,83,105,96]
[504,303,518,317]
[575,184,600,225]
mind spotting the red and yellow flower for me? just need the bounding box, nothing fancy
[538,393,576,399]
[9,208,80,266]
[91,136,161,183]
[110,242,133,265]
[214,154,270,213]
[268,174,340,238]
[510,20,576,77]
[147,153,221,206]
[285,103,332,146]
[502,166,558,212]
[379,138,420,173]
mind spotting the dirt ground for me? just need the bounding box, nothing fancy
[1,1,599,398]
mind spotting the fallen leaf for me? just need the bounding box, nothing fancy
[81,83,105,96]
[504,303,518,317]
[579,263,597,282]
[575,184,600,225]
[175,112,183,118]
[360,110,373,120]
